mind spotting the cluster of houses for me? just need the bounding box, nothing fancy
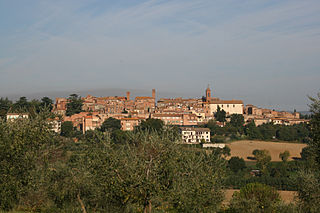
[6,86,308,143]
[54,87,244,134]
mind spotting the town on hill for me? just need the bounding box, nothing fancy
[50,86,307,133]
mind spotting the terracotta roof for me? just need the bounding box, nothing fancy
[208,100,243,104]
[180,127,210,132]
[153,114,183,117]
[135,96,154,100]
[120,117,142,120]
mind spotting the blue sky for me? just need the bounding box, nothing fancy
[1,0,320,110]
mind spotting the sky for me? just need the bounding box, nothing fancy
[0,0,320,111]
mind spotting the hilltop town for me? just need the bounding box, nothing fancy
[52,86,307,133]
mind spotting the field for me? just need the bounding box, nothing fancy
[227,140,307,161]
[224,189,297,204]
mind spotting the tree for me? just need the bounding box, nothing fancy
[279,150,290,162]
[41,97,53,111]
[229,183,281,212]
[308,92,320,165]
[230,114,245,128]
[252,149,271,173]
[138,118,164,133]
[296,170,320,212]
[12,97,30,112]
[66,94,83,116]
[214,106,226,123]
[297,92,320,211]
[258,123,276,140]
[228,157,246,173]
[244,121,261,139]
[300,146,316,166]
[205,119,224,135]
[0,114,60,211]
[69,131,226,212]
[100,117,121,132]
[61,121,74,137]
[0,97,12,118]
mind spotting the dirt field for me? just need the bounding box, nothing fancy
[227,140,307,161]
[224,189,297,204]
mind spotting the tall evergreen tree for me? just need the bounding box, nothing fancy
[66,94,83,116]
[214,106,226,122]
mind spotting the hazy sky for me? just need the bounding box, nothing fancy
[1,0,320,110]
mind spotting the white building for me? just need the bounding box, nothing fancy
[180,127,210,143]
[6,113,29,121]
[207,100,244,115]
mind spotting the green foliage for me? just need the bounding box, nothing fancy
[300,146,316,169]
[11,97,30,112]
[205,119,225,136]
[100,117,121,132]
[205,116,309,143]
[40,97,53,111]
[66,94,83,116]
[279,150,290,162]
[244,121,262,139]
[59,131,226,212]
[3,96,54,117]
[230,114,244,128]
[215,106,226,122]
[259,123,277,140]
[0,114,60,211]
[0,115,226,212]
[296,92,320,211]
[252,149,271,173]
[228,157,246,173]
[212,135,226,143]
[296,170,320,212]
[110,129,129,144]
[229,183,282,213]
[60,121,75,137]
[138,118,164,133]
[0,97,12,118]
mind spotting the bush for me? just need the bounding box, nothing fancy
[228,157,246,173]
[211,135,226,143]
[229,183,281,212]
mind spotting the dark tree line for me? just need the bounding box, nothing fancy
[203,116,310,143]
[0,96,54,118]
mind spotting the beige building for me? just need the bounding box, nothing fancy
[206,100,244,115]
[203,86,244,116]
[48,118,62,133]
[180,127,210,143]
[120,117,142,131]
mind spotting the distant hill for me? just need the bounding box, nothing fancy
[1,88,185,102]
[299,111,312,115]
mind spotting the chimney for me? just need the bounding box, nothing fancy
[126,91,130,100]
[152,89,156,99]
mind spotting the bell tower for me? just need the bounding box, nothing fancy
[205,85,211,101]
[152,89,156,99]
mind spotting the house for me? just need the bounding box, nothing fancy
[120,117,143,131]
[180,127,211,143]
[6,113,29,121]
[48,117,62,133]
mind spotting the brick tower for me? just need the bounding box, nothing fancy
[152,89,156,99]
[206,85,211,101]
